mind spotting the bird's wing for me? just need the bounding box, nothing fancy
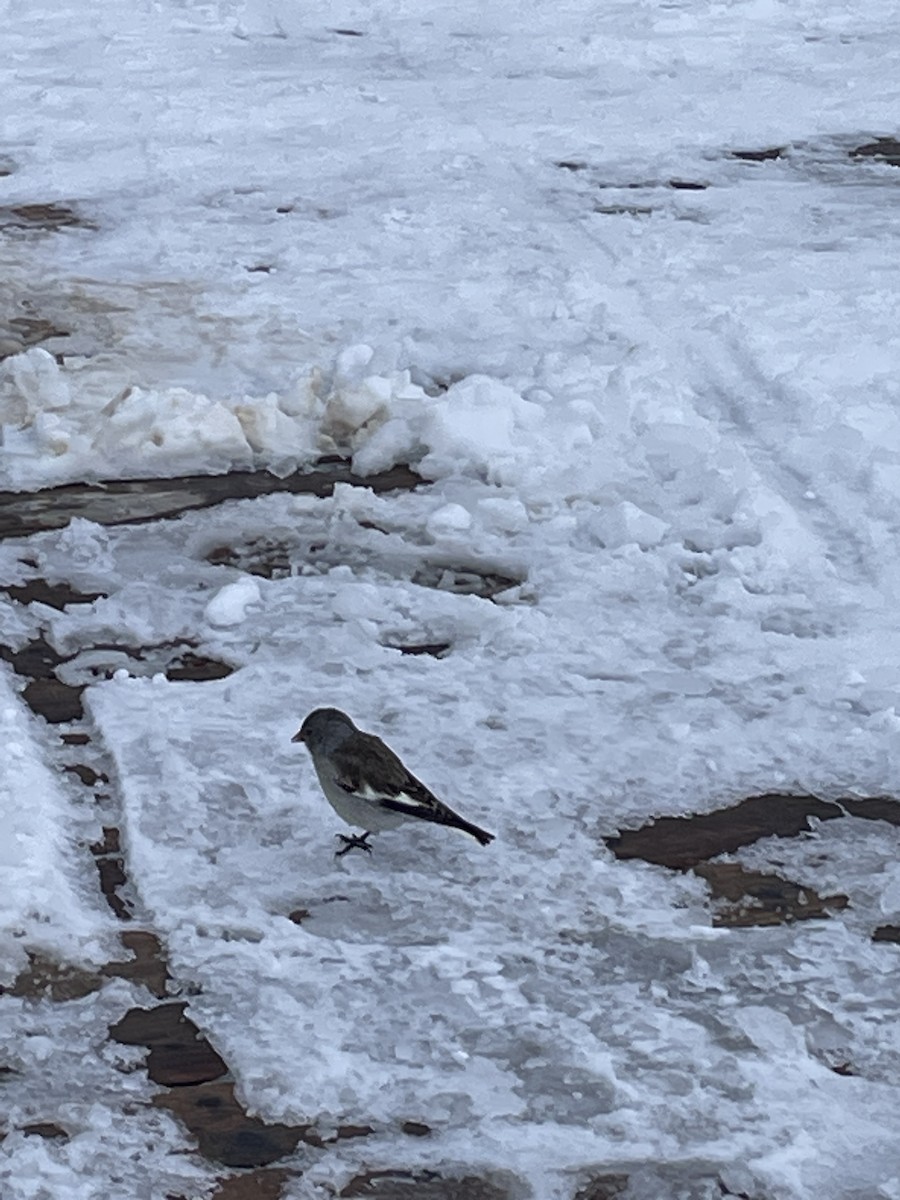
[330,731,495,845]
[330,733,453,822]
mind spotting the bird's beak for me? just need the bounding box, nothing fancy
[291,730,305,744]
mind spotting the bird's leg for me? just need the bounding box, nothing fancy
[335,831,374,857]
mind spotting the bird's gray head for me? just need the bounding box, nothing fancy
[292,708,357,754]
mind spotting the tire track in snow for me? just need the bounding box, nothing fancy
[687,324,879,587]
[523,148,884,593]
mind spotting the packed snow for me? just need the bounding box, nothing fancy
[0,675,114,982]
[2,0,900,1198]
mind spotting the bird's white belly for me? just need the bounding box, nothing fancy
[317,767,406,832]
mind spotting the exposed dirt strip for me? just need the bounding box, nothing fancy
[0,458,421,539]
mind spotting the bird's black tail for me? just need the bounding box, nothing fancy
[381,789,495,845]
[455,817,495,846]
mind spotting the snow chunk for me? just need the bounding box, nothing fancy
[426,503,473,538]
[351,373,550,484]
[1,347,71,423]
[322,374,393,440]
[477,496,530,533]
[418,375,545,484]
[0,352,327,488]
[587,501,669,549]
[204,577,261,627]
[95,387,251,465]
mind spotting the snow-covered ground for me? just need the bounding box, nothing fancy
[3,1,900,1197]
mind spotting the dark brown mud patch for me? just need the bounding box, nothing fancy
[95,853,131,920]
[0,633,66,680]
[61,731,91,745]
[110,1004,373,1166]
[0,954,104,1002]
[208,536,524,604]
[339,1170,512,1199]
[1,632,234,722]
[207,539,292,579]
[0,203,92,231]
[593,203,656,217]
[155,1082,308,1168]
[0,633,85,722]
[575,1170,755,1200]
[605,792,899,928]
[386,641,452,658]
[730,147,788,162]
[841,796,900,827]
[573,1176,629,1200]
[873,925,900,944]
[696,863,848,928]
[65,763,109,787]
[165,651,235,682]
[209,1168,296,1200]
[110,1000,443,1169]
[0,314,72,360]
[89,827,134,921]
[64,639,235,684]
[160,1085,374,1169]
[20,1122,70,1141]
[110,1002,229,1086]
[605,793,843,870]
[21,677,85,722]
[102,931,169,997]
[2,579,105,609]
[411,564,521,600]
[0,458,422,540]
[849,137,900,166]
[400,1121,431,1137]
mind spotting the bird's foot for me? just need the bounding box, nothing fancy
[335,831,374,858]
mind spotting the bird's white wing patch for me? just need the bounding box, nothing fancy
[351,780,435,813]
[352,781,393,803]
[393,788,436,812]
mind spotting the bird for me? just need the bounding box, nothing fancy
[292,707,495,856]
